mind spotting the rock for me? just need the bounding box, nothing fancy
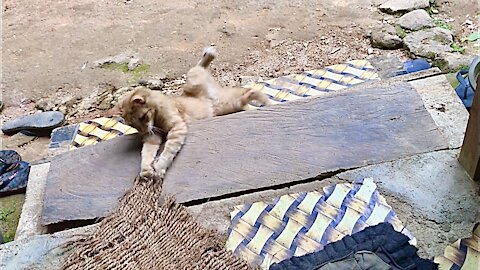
[266,29,282,48]
[93,53,132,68]
[4,133,36,148]
[379,0,430,14]
[138,79,164,90]
[404,27,453,59]
[433,52,475,72]
[219,23,236,37]
[368,55,404,78]
[127,57,141,71]
[398,9,435,31]
[35,99,56,111]
[372,0,388,6]
[370,24,403,49]
[239,76,260,85]
[112,86,134,105]
[97,95,114,110]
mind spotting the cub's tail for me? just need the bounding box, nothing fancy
[197,46,217,68]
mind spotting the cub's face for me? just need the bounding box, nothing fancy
[118,87,155,135]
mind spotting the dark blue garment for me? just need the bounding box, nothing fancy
[270,223,437,270]
[455,69,475,110]
[0,150,30,196]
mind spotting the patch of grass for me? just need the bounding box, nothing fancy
[451,43,466,54]
[433,18,453,30]
[129,64,150,82]
[0,207,15,221]
[102,62,130,73]
[1,206,17,242]
[101,62,151,83]
[395,25,407,39]
[0,194,25,243]
[446,72,460,89]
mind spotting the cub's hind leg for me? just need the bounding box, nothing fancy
[240,89,272,107]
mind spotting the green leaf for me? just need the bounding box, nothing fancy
[463,32,480,42]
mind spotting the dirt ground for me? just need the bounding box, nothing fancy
[1,0,478,124]
[0,0,479,248]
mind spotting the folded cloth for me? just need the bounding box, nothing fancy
[316,251,396,270]
[0,150,30,196]
[270,223,437,270]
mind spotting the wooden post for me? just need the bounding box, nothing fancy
[459,76,480,181]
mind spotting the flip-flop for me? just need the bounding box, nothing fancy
[1,111,65,137]
[393,59,431,76]
[0,161,30,196]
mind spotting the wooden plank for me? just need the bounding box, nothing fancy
[459,76,480,181]
[41,81,448,226]
[41,136,142,225]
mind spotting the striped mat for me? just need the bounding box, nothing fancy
[435,223,480,270]
[225,178,415,269]
[50,59,378,150]
[245,60,378,109]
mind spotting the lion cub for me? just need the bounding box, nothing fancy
[117,47,270,179]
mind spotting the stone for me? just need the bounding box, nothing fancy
[372,0,388,6]
[138,79,164,90]
[219,23,236,37]
[127,57,141,71]
[379,0,430,14]
[15,163,49,241]
[93,53,132,68]
[404,27,453,59]
[97,95,114,110]
[35,99,56,111]
[434,52,475,72]
[265,29,282,48]
[370,24,403,49]
[239,76,260,85]
[398,9,435,31]
[3,133,36,148]
[112,86,134,105]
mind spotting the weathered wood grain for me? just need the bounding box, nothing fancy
[42,81,448,225]
[41,136,142,225]
[164,82,448,203]
[459,76,480,181]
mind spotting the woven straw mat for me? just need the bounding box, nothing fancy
[62,178,255,270]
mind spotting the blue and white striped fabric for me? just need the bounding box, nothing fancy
[226,178,415,269]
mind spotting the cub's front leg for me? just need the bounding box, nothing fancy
[153,118,188,178]
[140,133,163,179]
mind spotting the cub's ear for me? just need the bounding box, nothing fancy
[131,94,146,105]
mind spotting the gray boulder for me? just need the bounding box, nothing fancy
[379,0,430,14]
[434,52,475,72]
[404,27,453,59]
[371,24,403,49]
[398,9,435,31]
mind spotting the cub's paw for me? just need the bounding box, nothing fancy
[153,168,166,182]
[139,168,156,180]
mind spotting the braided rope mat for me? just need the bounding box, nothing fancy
[62,178,255,270]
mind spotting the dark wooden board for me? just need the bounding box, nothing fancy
[42,82,448,225]
[459,76,480,181]
[41,136,142,225]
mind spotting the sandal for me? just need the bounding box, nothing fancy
[1,111,65,137]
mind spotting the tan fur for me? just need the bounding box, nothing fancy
[117,46,271,179]
[118,86,213,179]
[183,46,272,116]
